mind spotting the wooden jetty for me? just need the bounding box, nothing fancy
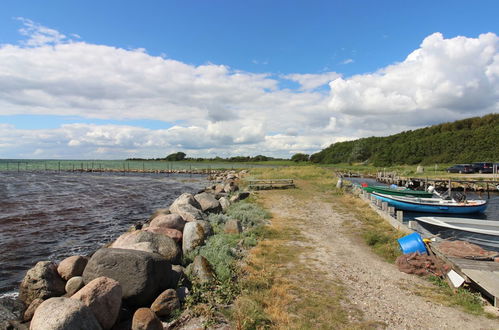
[376,172,499,193]
[354,185,499,307]
[247,179,295,190]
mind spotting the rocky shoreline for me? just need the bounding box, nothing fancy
[0,170,252,330]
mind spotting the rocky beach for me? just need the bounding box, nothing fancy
[0,170,254,329]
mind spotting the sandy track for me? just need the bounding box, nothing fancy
[262,192,498,329]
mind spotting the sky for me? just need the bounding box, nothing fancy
[0,0,498,159]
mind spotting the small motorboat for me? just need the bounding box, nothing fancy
[372,192,488,214]
[415,217,499,236]
[361,183,434,198]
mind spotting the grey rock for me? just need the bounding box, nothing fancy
[218,197,230,212]
[57,256,88,281]
[19,261,66,306]
[194,192,221,213]
[224,219,242,234]
[188,256,214,283]
[30,297,102,330]
[0,297,25,323]
[111,230,181,264]
[182,222,205,255]
[82,248,172,307]
[147,208,170,222]
[65,276,85,296]
[169,193,206,222]
[149,213,186,231]
[196,220,213,237]
[72,276,122,329]
[230,191,250,203]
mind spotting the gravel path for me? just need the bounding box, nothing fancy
[262,192,498,329]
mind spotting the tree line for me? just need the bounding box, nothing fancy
[309,113,499,166]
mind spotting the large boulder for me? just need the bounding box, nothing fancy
[194,192,222,213]
[218,197,230,212]
[182,222,205,255]
[150,289,180,317]
[19,261,66,306]
[110,230,180,264]
[82,248,172,307]
[149,213,186,231]
[57,256,88,281]
[169,193,205,222]
[72,277,122,329]
[143,227,182,243]
[30,297,102,330]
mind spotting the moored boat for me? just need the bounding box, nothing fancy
[372,192,488,214]
[415,217,499,236]
[361,184,434,198]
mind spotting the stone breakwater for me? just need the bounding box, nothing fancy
[0,170,250,330]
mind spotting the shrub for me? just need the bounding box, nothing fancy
[226,202,270,228]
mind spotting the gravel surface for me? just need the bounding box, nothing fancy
[262,192,498,329]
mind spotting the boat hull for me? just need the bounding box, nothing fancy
[362,186,433,198]
[372,193,487,214]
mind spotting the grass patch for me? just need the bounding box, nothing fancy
[411,276,485,315]
[336,193,403,263]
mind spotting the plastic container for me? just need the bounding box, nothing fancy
[397,232,427,254]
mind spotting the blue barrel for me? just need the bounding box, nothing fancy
[397,232,427,254]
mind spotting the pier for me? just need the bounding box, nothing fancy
[375,171,499,193]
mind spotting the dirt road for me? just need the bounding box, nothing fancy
[259,190,498,329]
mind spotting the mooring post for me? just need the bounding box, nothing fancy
[388,206,395,216]
[396,210,404,222]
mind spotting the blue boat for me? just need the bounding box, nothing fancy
[371,192,488,214]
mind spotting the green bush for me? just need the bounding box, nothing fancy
[226,202,270,228]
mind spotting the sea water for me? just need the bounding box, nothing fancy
[0,171,207,295]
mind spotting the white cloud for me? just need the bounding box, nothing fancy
[283,72,341,91]
[329,33,499,119]
[341,58,354,65]
[0,20,497,159]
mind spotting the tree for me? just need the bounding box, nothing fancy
[165,152,186,161]
[291,153,310,162]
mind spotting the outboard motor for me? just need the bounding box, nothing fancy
[452,192,467,203]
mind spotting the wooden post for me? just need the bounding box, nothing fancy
[382,202,388,212]
[396,210,404,222]
[58,161,61,173]
[388,206,395,216]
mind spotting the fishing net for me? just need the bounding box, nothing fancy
[396,252,450,277]
[437,240,498,259]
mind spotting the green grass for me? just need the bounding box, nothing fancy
[417,276,485,315]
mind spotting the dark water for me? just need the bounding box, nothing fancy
[0,171,207,295]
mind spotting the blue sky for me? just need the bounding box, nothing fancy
[0,1,498,159]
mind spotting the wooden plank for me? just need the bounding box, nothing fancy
[460,269,499,307]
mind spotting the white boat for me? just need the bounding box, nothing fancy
[415,217,499,236]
